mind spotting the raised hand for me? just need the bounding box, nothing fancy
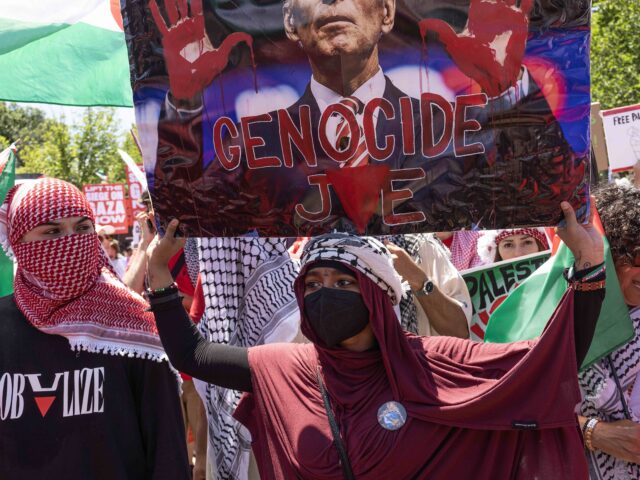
[146,219,186,290]
[419,0,534,97]
[150,0,254,100]
[385,242,426,292]
[147,219,186,268]
[555,197,604,270]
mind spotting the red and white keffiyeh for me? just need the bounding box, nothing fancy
[0,178,167,361]
[477,228,550,264]
[448,231,484,270]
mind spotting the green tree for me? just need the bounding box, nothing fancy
[0,102,58,163]
[18,108,127,187]
[120,126,143,165]
[591,1,640,110]
[0,102,47,146]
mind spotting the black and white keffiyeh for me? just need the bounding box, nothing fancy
[384,234,431,334]
[579,307,640,480]
[193,237,300,480]
[301,233,405,305]
[183,237,200,287]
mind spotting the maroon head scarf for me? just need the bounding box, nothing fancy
[234,234,587,479]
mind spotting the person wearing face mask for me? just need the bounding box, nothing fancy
[578,182,640,479]
[477,228,550,264]
[0,178,190,480]
[146,200,605,479]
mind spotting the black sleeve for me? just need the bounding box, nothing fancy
[128,358,191,480]
[153,296,253,392]
[572,265,606,367]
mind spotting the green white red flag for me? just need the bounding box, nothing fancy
[0,146,16,296]
[484,224,634,370]
[0,1,132,106]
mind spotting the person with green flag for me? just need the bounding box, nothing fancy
[0,145,15,296]
[577,182,640,479]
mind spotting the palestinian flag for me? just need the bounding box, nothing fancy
[0,146,16,297]
[0,1,132,106]
[484,224,634,370]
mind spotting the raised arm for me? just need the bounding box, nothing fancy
[556,198,606,367]
[146,219,252,392]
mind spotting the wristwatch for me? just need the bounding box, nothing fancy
[414,278,434,296]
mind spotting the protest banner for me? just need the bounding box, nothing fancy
[82,184,129,234]
[602,103,640,173]
[590,103,610,172]
[0,146,16,296]
[123,0,591,236]
[462,251,550,342]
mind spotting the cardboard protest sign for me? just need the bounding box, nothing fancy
[462,251,550,342]
[123,0,591,236]
[601,103,640,173]
[126,163,146,219]
[590,103,609,172]
[83,184,129,234]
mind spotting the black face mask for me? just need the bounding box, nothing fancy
[304,288,370,348]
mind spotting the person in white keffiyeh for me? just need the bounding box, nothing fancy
[578,183,640,479]
[193,237,301,480]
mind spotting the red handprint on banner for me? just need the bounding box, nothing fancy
[419,0,534,97]
[150,0,254,100]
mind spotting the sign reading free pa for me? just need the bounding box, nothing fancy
[83,184,128,234]
[602,103,640,173]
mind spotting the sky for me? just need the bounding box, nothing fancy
[20,102,136,134]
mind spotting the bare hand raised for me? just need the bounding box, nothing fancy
[146,219,186,268]
[555,198,604,270]
[385,242,426,292]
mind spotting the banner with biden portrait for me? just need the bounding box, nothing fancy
[123,0,590,237]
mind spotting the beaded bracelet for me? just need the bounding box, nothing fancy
[582,264,607,282]
[583,417,600,451]
[570,280,606,291]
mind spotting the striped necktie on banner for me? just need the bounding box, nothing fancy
[334,96,369,168]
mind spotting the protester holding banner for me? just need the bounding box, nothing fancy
[578,182,640,479]
[385,234,471,337]
[478,228,550,264]
[146,200,604,479]
[0,178,190,479]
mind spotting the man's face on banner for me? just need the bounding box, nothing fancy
[283,0,395,60]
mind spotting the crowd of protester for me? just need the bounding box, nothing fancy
[1,173,639,480]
